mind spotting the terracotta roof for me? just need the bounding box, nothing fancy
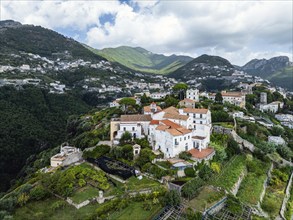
[179,98,196,103]
[156,125,170,131]
[167,128,191,136]
[161,119,181,129]
[162,106,179,115]
[221,92,243,97]
[164,112,189,121]
[188,148,215,159]
[120,114,152,122]
[183,108,208,114]
[192,136,207,140]
[143,105,162,113]
[150,120,160,125]
[155,119,192,136]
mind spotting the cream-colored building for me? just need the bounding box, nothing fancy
[50,145,82,167]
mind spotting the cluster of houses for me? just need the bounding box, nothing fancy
[110,90,215,162]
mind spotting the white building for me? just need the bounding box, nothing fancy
[268,136,286,146]
[186,89,199,102]
[50,145,82,167]
[110,115,152,144]
[150,92,168,100]
[149,119,192,158]
[209,91,246,108]
[110,105,213,159]
[259,101,284,113]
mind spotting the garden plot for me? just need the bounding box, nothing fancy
[211,155,246,192]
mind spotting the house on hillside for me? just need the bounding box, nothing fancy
[50,145,82,167]
[186,89,199,102]
[110,114,152,144]
[209,91,246,108]
[179,98,197,108]
[110,105,213,160]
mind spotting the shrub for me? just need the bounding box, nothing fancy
[184,167,196,177]
[179,151,192,160]
[163,190,181,206]
[29,185,49,201]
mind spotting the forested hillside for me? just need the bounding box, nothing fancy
[0,86,90,192]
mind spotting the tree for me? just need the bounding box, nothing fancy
[119,97,137,113]
[179,151,192,160]
[165,96,179,107]
[211,162,221,173]
[172,83,188,92]
[119,131,132,145]
[163,190,181,206]
[141,93,150,105]
[215,92,223,103]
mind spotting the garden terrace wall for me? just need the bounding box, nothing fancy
[280,171,293,219]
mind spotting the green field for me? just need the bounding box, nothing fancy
[13,197,100,220]
[108,201,162,220]
[69,185,100,203]
[188,186,225,212]
[211,155,246,191]
[126,176,161,191]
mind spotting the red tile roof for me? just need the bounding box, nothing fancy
[150,120,160,125]
[183,108,209,114]
[188,148,215,159]
[120,114,152,122]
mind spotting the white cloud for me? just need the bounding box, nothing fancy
[1,0,292,65]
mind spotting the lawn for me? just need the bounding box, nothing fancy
[13,197,100,220]
[69,185,100,203]
[211,155,246,191]
[188,186,225,212]
[108,201,162,220]
[126,176,160,191]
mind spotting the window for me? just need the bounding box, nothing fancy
[184,137,186,140]
[193,120,196,123]
[132,127,135,131]
[193,142,195,148]
[123,127,126,131]
[200,121,203,124]
[200,114,202,118]
[167,148,169,152]
[197,143,199,148]
[194,125,196,129]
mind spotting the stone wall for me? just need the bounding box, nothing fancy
[280,171,293,219]
[230,169,246,196]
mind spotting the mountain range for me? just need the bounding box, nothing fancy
[0,19,292,91]
[88,45,193,74]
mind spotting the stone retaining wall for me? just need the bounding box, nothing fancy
[280,171,293,219]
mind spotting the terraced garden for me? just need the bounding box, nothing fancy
[261,167,291,219]
[237,159,271,205]
[211,155,246,191]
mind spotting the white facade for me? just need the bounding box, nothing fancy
[259,101,284,113]
[186,89,199,102]
[150,92,168,100]
[209,91,246,108]
[50,146,82,167]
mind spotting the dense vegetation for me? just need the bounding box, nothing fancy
[0,22,103,61]
[0,86,90,192]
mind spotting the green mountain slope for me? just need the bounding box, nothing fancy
[267,66,293,91]
[86,46,193,74]
[0,20,104,61]
[168,54,234,80]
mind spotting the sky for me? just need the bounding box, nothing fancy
[0,0,292,65]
